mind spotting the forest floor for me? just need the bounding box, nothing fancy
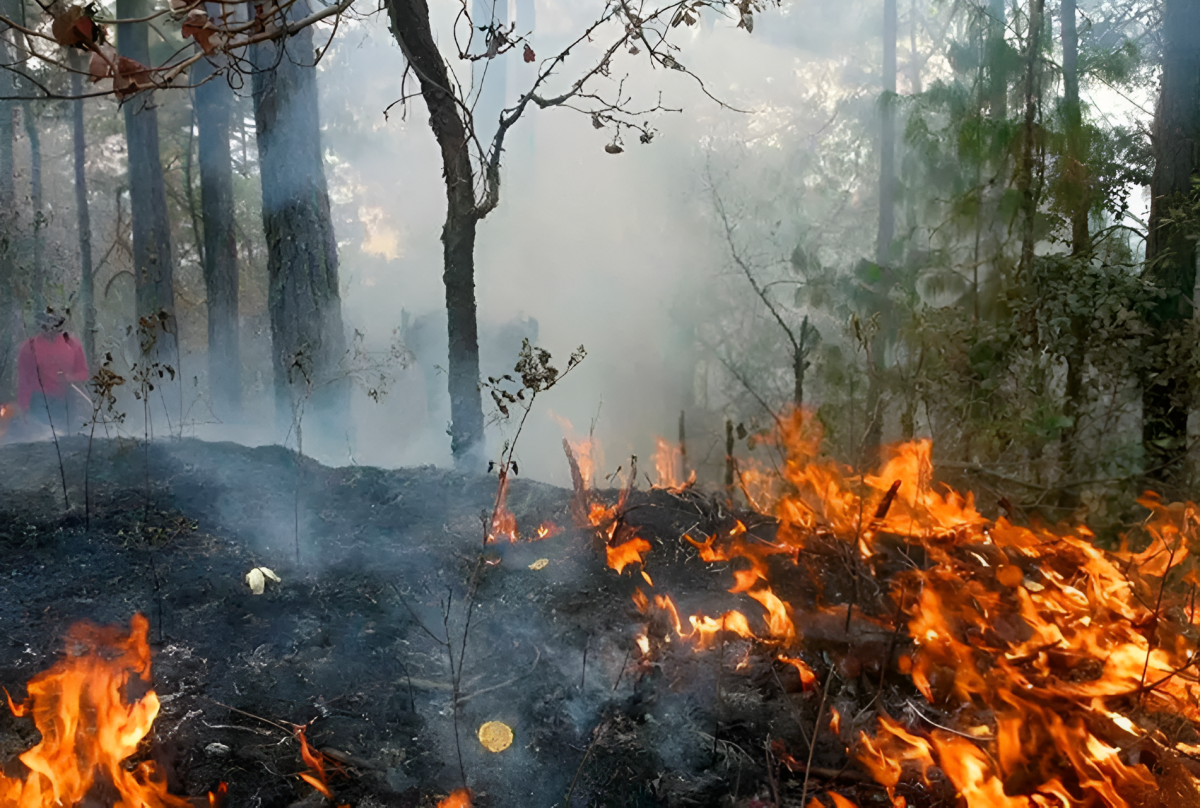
[0,436,893,808]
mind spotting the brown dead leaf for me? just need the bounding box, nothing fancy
[52,4,104,49]
[181,8,221,54]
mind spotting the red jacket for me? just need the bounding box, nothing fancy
[17,333,89,411]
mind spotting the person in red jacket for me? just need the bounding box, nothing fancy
[16,310,90,434]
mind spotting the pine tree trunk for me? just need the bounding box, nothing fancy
[194,50,241,417]
[876,0,897,266]
[1142,0,1200,485]
[70,52,95,366]
[251,5,349,444]
[386,0,486,466]
[117,0,176,324]
[909,0,921,94]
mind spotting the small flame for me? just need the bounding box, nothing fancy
[534,521,560,540]
[296,726,334,799]
[437,787,474,808]
[486,470,519,543]
[652,436,683,489]
[829,708,841,735]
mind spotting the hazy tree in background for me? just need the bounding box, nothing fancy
[193,35,241,417]
[1142,0,1200,484]
[251,3,348,438]
[69,50,95,366]
[986,0,1007,120]
[0,0,16,387]
[1016,0,1045,282]
[876,0,896,267]
[386,0,763,467]
[117,0,176,325]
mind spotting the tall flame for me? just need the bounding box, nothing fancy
[0,614,196,807]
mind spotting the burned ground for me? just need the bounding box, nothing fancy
[0,438,890,808]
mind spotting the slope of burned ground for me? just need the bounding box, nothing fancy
[0,437,887,808]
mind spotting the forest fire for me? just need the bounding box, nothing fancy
[0,614,209,807]
[587,410,1200,806]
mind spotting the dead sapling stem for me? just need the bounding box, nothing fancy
[799,665,836,808]
[580,635,588,690]
[846,479,901,633]
[1140,534,1182,700]
[31,353,69,512]
[724,417,735,501]
[148,552,163,643]
[613,644,633,691]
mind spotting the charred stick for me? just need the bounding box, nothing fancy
[764,739,780,808]
[613,645,632,691]
[580,636,588,691]
[1140,534,1181,700]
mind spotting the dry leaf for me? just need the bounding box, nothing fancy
[51,4,103,49]
[182,9,222,54]
[604,143,624,154]
[528,558,549,571]
[522,43,535,62]
[245,566,281,595]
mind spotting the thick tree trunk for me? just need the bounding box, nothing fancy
[251,6,348,444]
[1016,0,1044,282]
[22,102,43,311]
[117,0,176,324]
[987,0,1007,120]
[1142,0,1200,484]
[876,0,896,266]
[386,0,486,466]
[70,52,95,366]
[194,51,241,417]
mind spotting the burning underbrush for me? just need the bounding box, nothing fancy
[0,420,1199,807]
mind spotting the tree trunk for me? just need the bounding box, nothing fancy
[987,0,1007,120]
[1016,0,1044,282]
[1059,0,1086,481]
[386,0,486,466]
[876,0,897,266]
[70,51,95,366]
[1060,0,1087,255]
[1142,0,1200,485]
[194,50,241,417]
[0,8,15,392]
[117,0,176,325]
[251,4,348,445]
[22,102,43,312]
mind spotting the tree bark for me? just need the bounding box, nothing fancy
[0,6,15,391]
[908,0,921,94]
[876,0,896,267]
[251,4,348,442]
[70,51,95,366]
[1016,0,1044,282]
[1142,0,1200,484]
[117,0,176,325]
[22,101,43,312]
[193,48,241,417]
[386,0,486,466]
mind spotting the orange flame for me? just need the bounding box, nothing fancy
[438,787,474,808]
[296,725,334,799]
[486,469,518,543]
[607,537,651,574]
[0,614,200,807]
[534,521,560,540]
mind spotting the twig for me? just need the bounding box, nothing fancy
[564,721,608,807]
[799,666,835,808]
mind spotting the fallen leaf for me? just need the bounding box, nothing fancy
[477,721,513,752]
[245,566,281,595]
[528,558,549,571]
